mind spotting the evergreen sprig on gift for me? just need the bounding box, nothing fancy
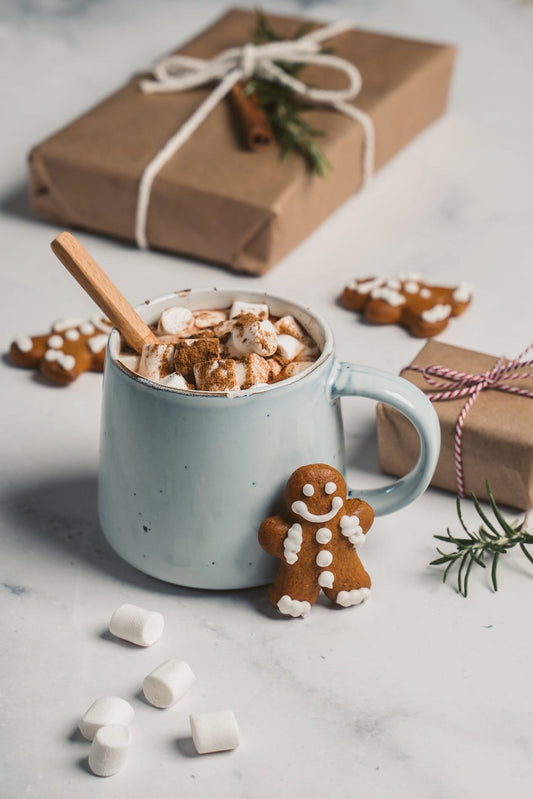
[431,482,533,597]
[246,11,331,176]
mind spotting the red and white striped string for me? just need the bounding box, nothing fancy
[406,344,533,496]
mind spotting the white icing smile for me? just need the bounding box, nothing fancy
[291,495,343,523]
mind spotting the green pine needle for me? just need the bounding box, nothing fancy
[430,481,533,597]
[247,11,331,176]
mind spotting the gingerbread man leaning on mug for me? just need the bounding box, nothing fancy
[258,464,374,618]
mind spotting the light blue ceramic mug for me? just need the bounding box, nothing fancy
[98,288,440,589]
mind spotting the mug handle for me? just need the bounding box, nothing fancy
[330,361,441,516]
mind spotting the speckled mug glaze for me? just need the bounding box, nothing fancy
[98,288,440,589]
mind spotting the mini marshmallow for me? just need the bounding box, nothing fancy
[109,603,164,647]
[193,359,240,392]
[159,372,192,390]
[230,300,269,320]
[79,696,134,741]
[299,341,321,359]
[118,354,140,374]
[279,361,315,380]
[157,306,194,336]
[142,659,196,709]
[274,315,306,341]
[88,724,131,777]
[138,343,175,381]
[276,334,305,361]
[193,309,228,328]
[213,319,235,339]
[234,353,270,389]
[190,710,240,754]
[229,314,278,358]
[267,357,284,381]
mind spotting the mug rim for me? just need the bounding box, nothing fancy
[108,287,335,398]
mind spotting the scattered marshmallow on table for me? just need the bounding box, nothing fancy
[109,603,164,647]
[142,658,196,709]
[190,710,240,754]
[79,696,134,741]
[88,724,131,777]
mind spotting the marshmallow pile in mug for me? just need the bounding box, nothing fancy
[119,299,321,392]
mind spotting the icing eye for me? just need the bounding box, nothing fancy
[302,484,314,497]
[324,482,336,495]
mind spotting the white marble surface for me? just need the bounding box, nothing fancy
[1,0,533,796]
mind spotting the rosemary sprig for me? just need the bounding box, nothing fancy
[430,481,533,597]
[246,11,331,176]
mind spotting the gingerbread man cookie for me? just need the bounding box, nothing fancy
[340,274,472,337]
[258,464,374,618]
[9,316,112,385]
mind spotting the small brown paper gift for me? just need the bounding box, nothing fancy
[376,340,533,510]
[29,8,455,275]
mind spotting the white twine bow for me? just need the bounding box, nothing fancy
[407,344,533,497]
[135,19,375,249]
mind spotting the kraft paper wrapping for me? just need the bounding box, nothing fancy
[29,9,455,274]
[376,340,533,510]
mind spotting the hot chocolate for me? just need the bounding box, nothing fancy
[117,298,321,392]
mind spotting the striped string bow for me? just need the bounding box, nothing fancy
[407,344,533,497]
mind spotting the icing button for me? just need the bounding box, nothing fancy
[316,550,333,567]
[315,527,332,544]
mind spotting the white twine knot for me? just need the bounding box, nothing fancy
[239,43,257,79]
[135,19,375,249]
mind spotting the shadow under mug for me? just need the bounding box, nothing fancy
[98,288,440,589]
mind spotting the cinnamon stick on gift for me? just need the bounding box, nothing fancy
[229,82,273,152]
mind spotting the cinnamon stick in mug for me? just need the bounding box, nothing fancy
[229,82,273,152]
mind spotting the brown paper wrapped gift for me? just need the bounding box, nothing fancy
[29,9,455,274]
[376,340,533,510]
